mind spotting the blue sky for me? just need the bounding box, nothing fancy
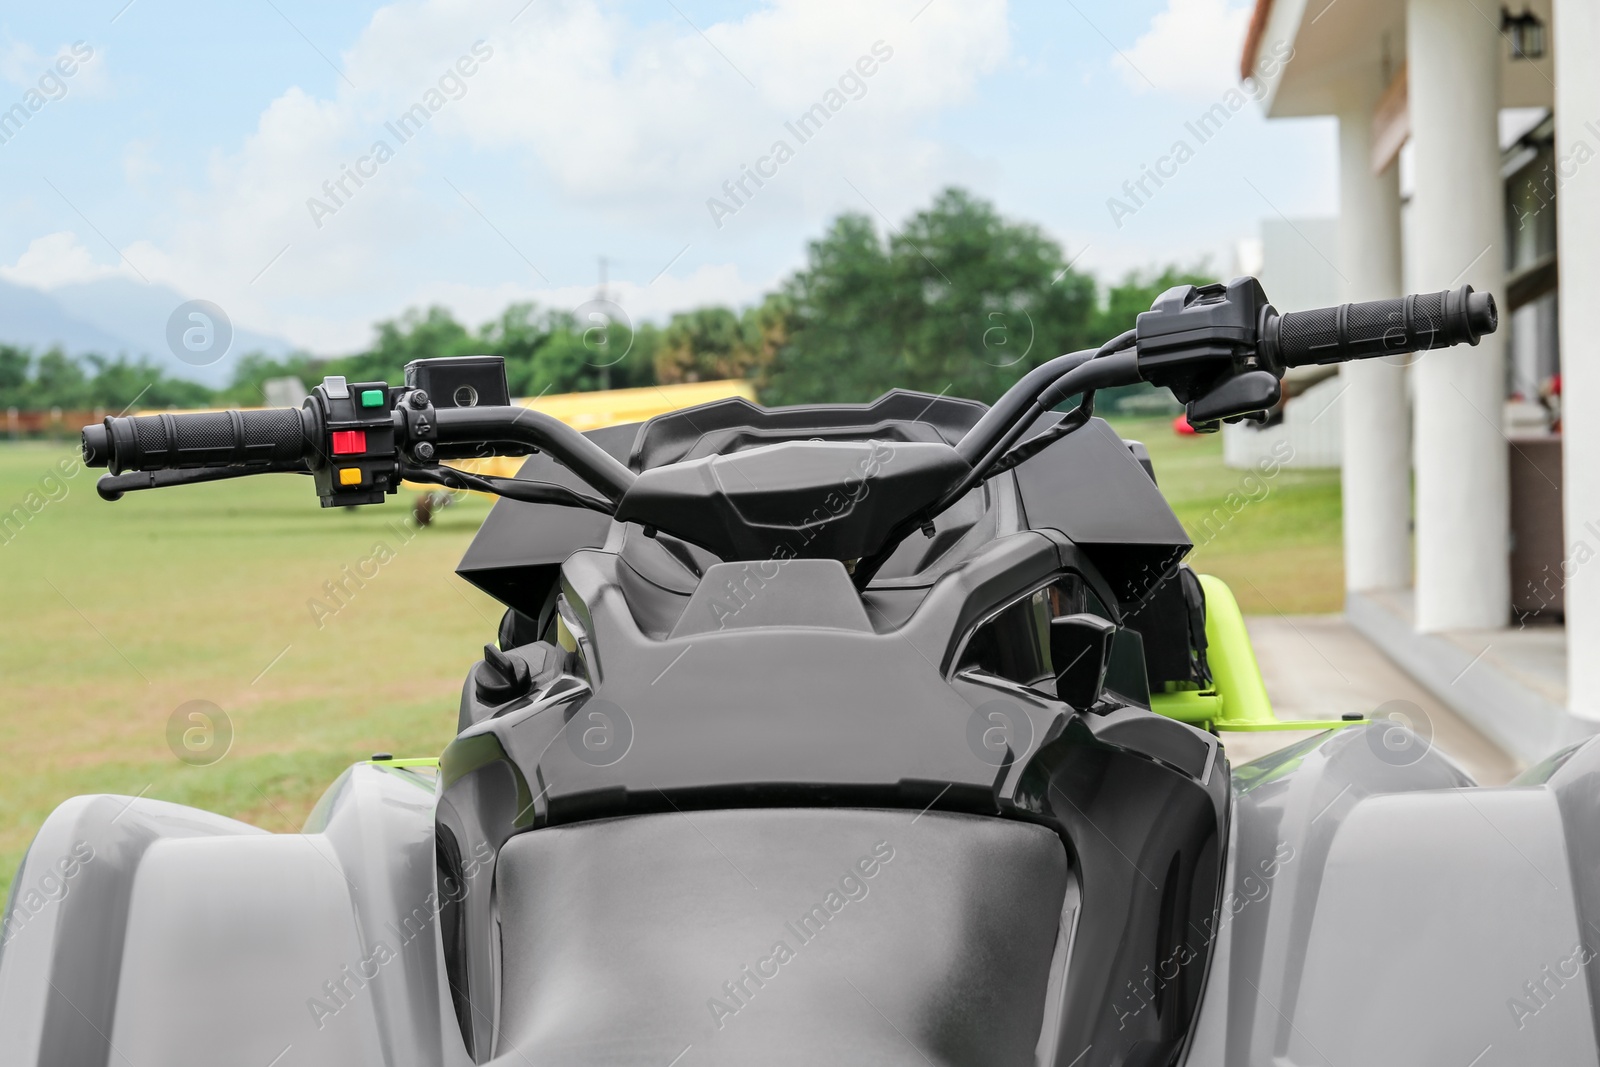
[0,0,1335,355]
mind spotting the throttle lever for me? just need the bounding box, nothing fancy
[1186,370,1281,425]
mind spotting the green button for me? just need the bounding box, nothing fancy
[360,389,385,408]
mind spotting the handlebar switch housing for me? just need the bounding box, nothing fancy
[397,389,441,465]
[310,376,400,507]
[1135,277,1284,430]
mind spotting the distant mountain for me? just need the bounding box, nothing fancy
[0,277,299,388]
[0,278,131,359]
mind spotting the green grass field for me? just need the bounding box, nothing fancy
[0,443,500,898]
[1115,416,1345,616]
[0,421,1341,896]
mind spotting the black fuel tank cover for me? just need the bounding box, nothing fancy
[613,440,969,563]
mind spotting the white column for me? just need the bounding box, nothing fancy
[1553,0,1600,721]
[1337,76,1411,592]
[1407,0,1510,632]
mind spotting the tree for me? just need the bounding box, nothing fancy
[84,355,212,411]
[1089,265,1214,414]
[1092,265,1214,339]
[760,188,1098,406]
[656,307,758,384]
[486,302,555,396]
[741,292,794,381]
[0,346,29,409]
[221,352,322,407]
[488,303,658,397]
[348,306,478,384]
[521,316,608,396]
[220,308,479,407]
[31,350,89,409]
[757,213,893,405]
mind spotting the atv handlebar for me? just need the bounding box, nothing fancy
[965,281,1499,465]
[877,282,1500,578]
[79,277,1498,555]
[82,387,637,509]
[430,406,635,502]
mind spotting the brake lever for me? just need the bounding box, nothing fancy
[96,464,309,501]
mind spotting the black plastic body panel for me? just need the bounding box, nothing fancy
[613,440,968,562]
[1124,563,1211,688]
[1015,715,1229,1064]
[454,423,634,616]
[628,390,987,468]
[459,401,1192,620]
[1011,415,1191,605]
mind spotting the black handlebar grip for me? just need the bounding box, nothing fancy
[81,407,316,473]
[1266,284,1498,369]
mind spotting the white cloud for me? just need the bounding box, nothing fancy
[442,0,1010,207]
[0,232,134,289]
[1118,0,1251,97]
[0,38,110,98]
[50,0,1010,353]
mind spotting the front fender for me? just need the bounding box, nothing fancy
[1186,725,1600,1065]
[0,763,465,1067]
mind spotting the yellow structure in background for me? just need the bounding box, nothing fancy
[518,379,756,432]
[454,379,757,480]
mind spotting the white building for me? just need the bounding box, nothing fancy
[1225,217,1346,471]
[1242,0,1594,761]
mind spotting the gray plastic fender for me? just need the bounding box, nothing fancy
[1184,724,1600,1065]
[0,763,468,1067]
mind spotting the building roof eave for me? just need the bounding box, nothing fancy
[1240,0,1275,82]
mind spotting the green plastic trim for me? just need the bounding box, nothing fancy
[1198,573,1277,729]
[363,757,441,768]
[1145,574,1355,734]
[1148,688,1222,724]
[1213,716,1359,732]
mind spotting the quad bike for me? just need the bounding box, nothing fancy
[5,279,1583,1067]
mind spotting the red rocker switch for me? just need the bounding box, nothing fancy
[331,430,367,455]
